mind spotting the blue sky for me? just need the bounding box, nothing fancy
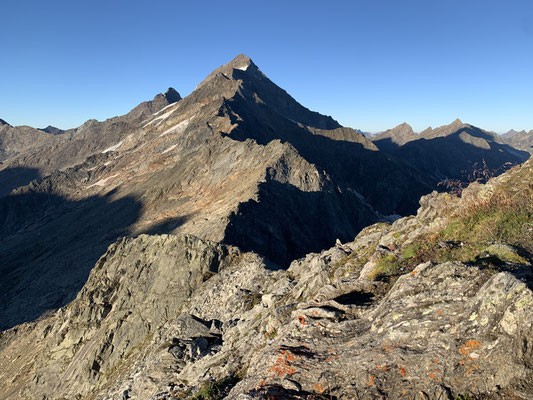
[1,0,532,132]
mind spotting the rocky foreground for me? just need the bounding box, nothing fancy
[1,149,531,399]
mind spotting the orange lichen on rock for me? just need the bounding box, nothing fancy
[466,363,480,375]
[268,350,297,376]
[459,340,482,356]
[400,366,406,377]
[382,344,397,353]
[314,383,325,393]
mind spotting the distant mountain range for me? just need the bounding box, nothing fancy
[502,128,533,153]
[371,119,529,182]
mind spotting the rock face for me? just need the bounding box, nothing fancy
[0,89,179,195]
[372,119,530,182]
[0,234,242,399]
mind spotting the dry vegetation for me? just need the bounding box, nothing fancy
[371,161,533,282]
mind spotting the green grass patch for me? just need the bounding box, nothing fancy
[439,187,533,249]
[369,254,402,281]
[367,162,532,283]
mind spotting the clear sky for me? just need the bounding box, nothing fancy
[1,0,532,133]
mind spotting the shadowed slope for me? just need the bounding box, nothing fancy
[373,120,529,182]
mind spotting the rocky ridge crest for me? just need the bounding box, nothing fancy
[1,154,531,400]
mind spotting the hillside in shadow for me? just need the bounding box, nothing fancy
[222,94,436,216]
[0,168,185,330]
[223,179,376,266]
[0,166,41,197]
[374,126,530,182]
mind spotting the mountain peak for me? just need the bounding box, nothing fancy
[371,122,417,147]
[451,118,464,125]
[212,54,259,78]
[395,122,414,131]
[228,53,254,71]
[164,87,181,104]
[39,125,64,135]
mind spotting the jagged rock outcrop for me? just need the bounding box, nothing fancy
[0,234,241,399]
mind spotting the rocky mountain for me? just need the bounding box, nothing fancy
[371,122,418,151]
[39,125,64,135]
[1,54,532,399]
[0,55,439,331]
[1,143,531,400]
[372,118,529,182]
[0,88,181,197]
[502,129,523,138]
[502,129,533,154]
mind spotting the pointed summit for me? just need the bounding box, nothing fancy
[451,118,464,126]
[193,54,340,131]
[395,122,414,132]
[199,54,262,87]
[164,87,181,104]
[39,125,64,135]
[372,122,417,147]
[228,53,254,71]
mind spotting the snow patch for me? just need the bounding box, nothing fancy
[236,65,249,71]
[153,102,178,116]
[159,115,194,137]
[102,141,123,153]
[87,174,119,189]
[143,108,176,128]
[161,144,177,154]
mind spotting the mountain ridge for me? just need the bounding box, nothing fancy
[0,55,388,330]
[0,54,532,399]
[502,128,533,153]
[372,119,529,181]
